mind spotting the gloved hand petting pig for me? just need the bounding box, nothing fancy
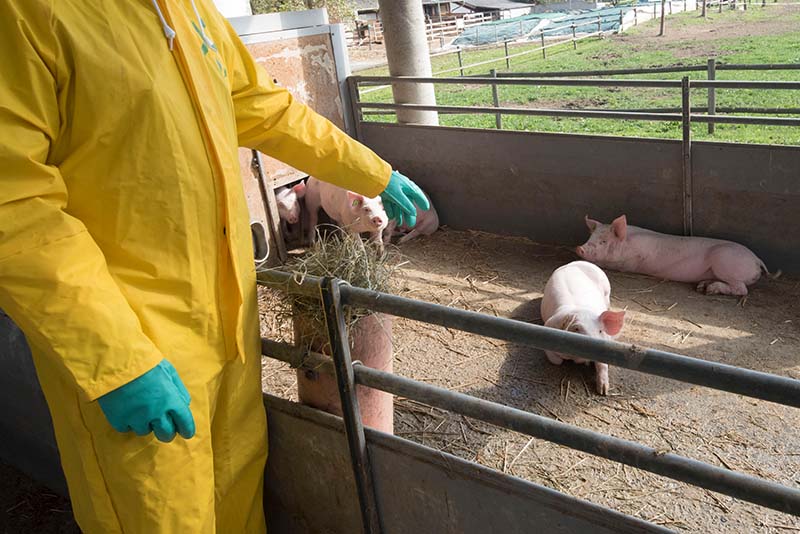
[380,171,430,228]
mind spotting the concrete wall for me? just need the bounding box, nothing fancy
[358,123,800,273]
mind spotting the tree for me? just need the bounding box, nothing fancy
[250,0,356,23]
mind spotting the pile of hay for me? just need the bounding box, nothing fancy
[262,227,401,346]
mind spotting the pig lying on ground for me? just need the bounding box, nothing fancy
[576,215,768,296]
[540,261,625,395]
[276,182,306,245]
[304,177,389,250]
[383,192,439,245]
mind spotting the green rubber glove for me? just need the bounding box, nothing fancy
[98,359,196,443]
[380,171,430,228]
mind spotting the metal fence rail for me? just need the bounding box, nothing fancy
[257,270,800,533]
[348,73,800,236]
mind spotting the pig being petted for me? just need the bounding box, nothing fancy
[305,177,389,249]
[383,190,439,245]
[576,215,768,296]
[540,261,625,395]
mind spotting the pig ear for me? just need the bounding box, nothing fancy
[585,215,600,232]
[292,182,306,198]
[611,215,627,240]
[346,191,364,209]
[600,310,625,336]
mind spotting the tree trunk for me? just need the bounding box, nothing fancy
[702,0,707,17]
[659,0,667,35]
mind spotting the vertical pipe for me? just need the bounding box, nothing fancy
[707,58,716,135]
[457,47,464,76]
[504,40,510,69]
[719,0,722,14]
[491,69,502,130]
[681,77,693,237]
[659,0,666,36]
[378,0,439,125]
[321,278,383,534]
[572,24,577,49]
[634,7,638,25]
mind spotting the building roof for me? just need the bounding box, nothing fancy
[456,0,536,9]
[356,0,461,10]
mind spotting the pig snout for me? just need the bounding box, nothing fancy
[575,244,594,260]
[371,215,385,227]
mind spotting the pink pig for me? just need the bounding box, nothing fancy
[576,215,767,296]
[540,261,625,395]
[383,192,439,245]
[304,177,389,250]
[275,182,306,225]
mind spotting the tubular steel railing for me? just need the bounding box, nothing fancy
[257,270,800,534]
[347,74,800,237]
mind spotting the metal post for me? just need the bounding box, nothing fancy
[321,278,383,534]
[491,69,502,130]
[572,24,577,49]
[702,0,707,17]
[598,16,602,34]
[707,58,716,134]
[541,31,546,58]
[618,12,624,33]
[457,47,464,76]
[634,7,638,24]
[378,0,439,126]
[681,77,693,237]
[504,40,510,69]
[347,77,364,141]
[719,0,723,13]
[669,0,673,14]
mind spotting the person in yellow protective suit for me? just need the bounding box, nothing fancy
[0,1,429,532]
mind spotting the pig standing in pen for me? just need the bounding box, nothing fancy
[383,191,439,245]
[275,182,306,245]
[576,215,768,296]
[540,261,625,395]
[304,176,389,250]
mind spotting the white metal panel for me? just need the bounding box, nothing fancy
[212,0,252,17]
[229,9,330,36]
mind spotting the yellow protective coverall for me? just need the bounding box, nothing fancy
[0,0,391,532]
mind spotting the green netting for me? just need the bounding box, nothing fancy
[452,3,659,47]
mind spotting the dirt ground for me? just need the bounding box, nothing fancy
[260,228,800,533]
[0,461,78,533]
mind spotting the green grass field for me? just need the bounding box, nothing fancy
[358,5,800,145]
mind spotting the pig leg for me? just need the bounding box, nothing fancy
[397,227,424,244]
[594,362,609,395]
[544,350,564,365]
[698,280,749,296]
[700,245,763,295]
[369,231,385,253]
